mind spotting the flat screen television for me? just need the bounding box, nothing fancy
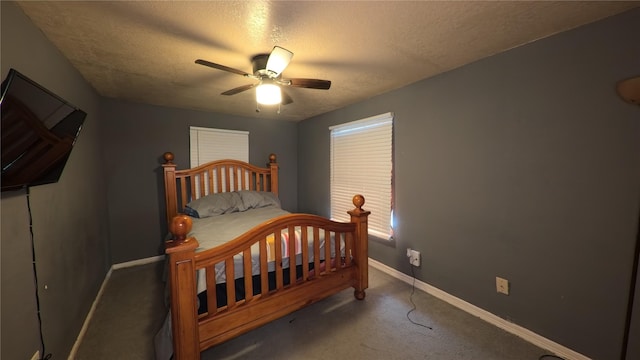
[1,69,86,192]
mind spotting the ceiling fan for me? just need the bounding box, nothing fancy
[195,46,331,109]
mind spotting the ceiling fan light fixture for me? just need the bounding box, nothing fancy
[196,45,330,108]
[256,83,281,105]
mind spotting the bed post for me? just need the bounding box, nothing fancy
[348,194,370,300]
[166,215,200,360]
[163,152,179,223]
[268,153,279,195]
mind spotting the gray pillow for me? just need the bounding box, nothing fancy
[184,192,246,218]
[238,190,281,209]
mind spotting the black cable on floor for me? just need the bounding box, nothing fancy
[406,264,432,330]
[26,187,53,360]
[403,267,569,358]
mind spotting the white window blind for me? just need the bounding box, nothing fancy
[189,127,249,167]
[330,112,393,239]
[189,127,249,195]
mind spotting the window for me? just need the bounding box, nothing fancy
[189,126,249,167]
[330,113,394,240]
[189,126,249,195]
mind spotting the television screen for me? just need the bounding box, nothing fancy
[1,69,86,191]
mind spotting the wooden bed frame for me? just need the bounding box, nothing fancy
[161,152,370,359]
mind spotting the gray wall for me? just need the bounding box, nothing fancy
[100,98,298,263]
[1,2,111,359]
[298,9,640,360]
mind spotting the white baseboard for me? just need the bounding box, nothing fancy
[368,258,590,360]
[68,267,113,360]
[112,255,165,269]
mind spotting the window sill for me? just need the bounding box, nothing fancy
[369,234,396,248]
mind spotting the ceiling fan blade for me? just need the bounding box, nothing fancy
[195,59,250,77]
[288,78,331,90]
[221,83,256,96]
[265,46,293,77]
[281,89,293,105]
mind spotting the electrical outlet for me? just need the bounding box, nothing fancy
[496,277,509,295]
[31,350,40,360]
[407,248,421,267]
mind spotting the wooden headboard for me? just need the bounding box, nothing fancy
[161,152,279,224]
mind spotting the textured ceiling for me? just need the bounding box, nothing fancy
[16,1,639,121]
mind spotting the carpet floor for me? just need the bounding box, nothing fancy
[74,261,555,360]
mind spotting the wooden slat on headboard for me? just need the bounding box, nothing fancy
[162,152,278,224]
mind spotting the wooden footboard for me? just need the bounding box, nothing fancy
[161,152,369,359]
[165,196,369,360]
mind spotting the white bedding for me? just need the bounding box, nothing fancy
[189,205,290,251]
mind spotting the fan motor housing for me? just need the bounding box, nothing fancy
[251,54,271,76]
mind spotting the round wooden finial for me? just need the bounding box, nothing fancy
[170,214,192,241]
[352,194,365,209]
[617,76,640,106]
[163,152,175,164]
[269,153,277,163]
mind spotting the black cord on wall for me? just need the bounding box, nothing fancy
[26,187,52,360]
